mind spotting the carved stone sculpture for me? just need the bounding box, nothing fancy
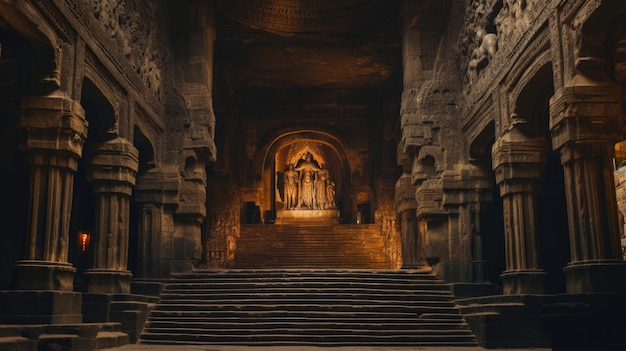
[283,152,337,210]
[294,152,319,209]
[284,164,299,209]
[316,164,330,209]
[468,28,498,80]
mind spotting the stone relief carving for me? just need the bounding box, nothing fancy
[468,28,498,82]
[495,0,531,39]
[282,152,337,210]
[456,0,500,84]
[84,0,165,102]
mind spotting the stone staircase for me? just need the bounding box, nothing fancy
[235,224,389,269]
[139,269,478,347]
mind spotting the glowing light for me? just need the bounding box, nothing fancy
[78,231,90,252]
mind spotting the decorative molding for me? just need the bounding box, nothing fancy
[33,0,75,42]
[462,4,552,132]
[60,0,169,115]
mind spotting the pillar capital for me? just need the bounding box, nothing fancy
[549,79,622,154]
[395,173,417,213]
[88,137,139,195]
[134,166,181,207]
[441,163,492,206]
[18,93,88,170]
[492,123,547,188]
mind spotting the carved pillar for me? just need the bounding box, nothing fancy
[550,78,626,293]
[492,121,548,294]
[14,93,87,291]
[174,156,207,273]
[85,137,139,294]
[442,164,492,283]
[416,178,447,277]
[395,173,426,269]
[0,93,86,324]
[134,167,180,278]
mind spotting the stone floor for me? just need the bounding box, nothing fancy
[107,345,550,351]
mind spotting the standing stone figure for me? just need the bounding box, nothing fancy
[284,164,299,209]
[326,180,336,208]
[316,164,330,209]
[294,152,320,209]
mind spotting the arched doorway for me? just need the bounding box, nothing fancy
[69,77,117,290]
[258,130,352,224]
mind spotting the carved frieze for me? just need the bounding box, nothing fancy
[415,179,445,218]
[461,1,551,126]
[69,0,168,103]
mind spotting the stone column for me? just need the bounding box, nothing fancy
[396,173,426,269]
[134,167,180,278]
[441,163,492,283]
[492,120,548,294]
[0,93,87,324]
[14,93,87,291]
[550,77,626,293]
[85,137,139,294]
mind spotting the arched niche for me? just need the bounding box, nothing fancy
[256,130,352,222]
[133,125,156,176]
[509,56,571,294]
[69,77,119,286]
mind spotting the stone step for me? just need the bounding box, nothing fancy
[147,309,463,320]
[170,269,437,280]
[0,336,35,351]
[162,282,452,292]
[236,224,388,269]
[140,270,477,346]
[145,318,467,328]
[142,327,475,337]
[159,291,453,301]
[153,304,459,316]
[140,331,478,346]
[164,274,443,282]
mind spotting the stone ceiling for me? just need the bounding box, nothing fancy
[214,0,402,90]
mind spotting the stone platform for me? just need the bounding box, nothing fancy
[274,209,340,224]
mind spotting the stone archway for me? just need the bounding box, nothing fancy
[274,140,342,224]
[257,130,352,224]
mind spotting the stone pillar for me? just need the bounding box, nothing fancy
[14,93,87,291]
[0,93,87,324]
[134,167,180,278]
[395,173,426,269]
[492,120,548,294]
[399,210,418,268]
[85,137,139,294]
[550,77,626,293]
[441,163,492,284]
[173,155,207,273]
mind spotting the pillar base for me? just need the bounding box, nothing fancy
[564,260,626,293]
[501,269,547,295]
[13,260,76,291]
[0,290,82,324]
[85,269,132,294]
[456,295,550,348]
